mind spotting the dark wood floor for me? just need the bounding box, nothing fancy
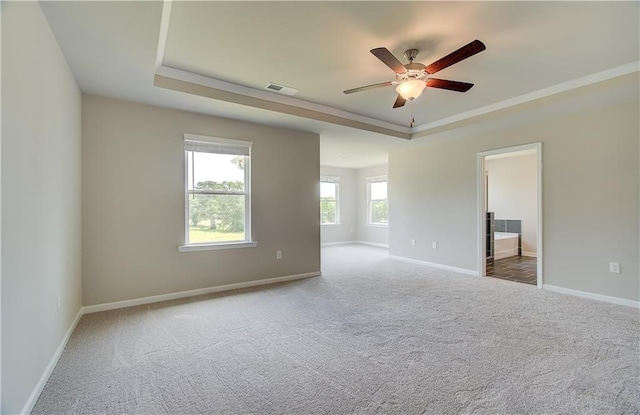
[487,256,537,285]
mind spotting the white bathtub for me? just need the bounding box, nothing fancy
[494,232,519,259]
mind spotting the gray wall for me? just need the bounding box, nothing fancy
[390,99,639,301]
[82,95,320,306]
[357,164,389,247]
[320,166,357,244]
[1,2,83,413]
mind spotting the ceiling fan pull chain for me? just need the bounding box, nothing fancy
[410,101,415,128]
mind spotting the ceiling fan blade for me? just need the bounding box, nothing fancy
[425,40,486,74]
[393,94,406,108]
[426,78,474,92]
[370,47,407,74]
[343,81,393,95]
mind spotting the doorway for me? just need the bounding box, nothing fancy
[477,143,542,287]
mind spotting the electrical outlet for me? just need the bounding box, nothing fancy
[432,242,437,249]
[57,295,60,312]
[609,262,620,273]
[276,250,282,260]
[411,239,416,247]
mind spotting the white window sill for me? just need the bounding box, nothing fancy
[321,223,341,227]
[366,223,389,228]
[178,241,258,252]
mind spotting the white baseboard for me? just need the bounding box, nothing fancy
[543,284,639,308]
[522,251,538,258]
[83,271,321,314]
[21,307,84,415]
[320,241,388,248]
[321,241,358,247]
[388,255,478,276]
[355,241,389,248]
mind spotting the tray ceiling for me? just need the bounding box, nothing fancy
[40,1,639,167]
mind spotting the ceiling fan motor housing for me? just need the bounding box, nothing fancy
[397,62,427,84]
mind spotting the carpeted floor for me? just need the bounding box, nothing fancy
[34,245,639,414]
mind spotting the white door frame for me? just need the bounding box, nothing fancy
[477,143,543,288]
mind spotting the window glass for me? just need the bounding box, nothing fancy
[368,179,388,224]
[185,136,251,245]
[320,179,339,225]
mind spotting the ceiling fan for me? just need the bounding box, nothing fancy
[344,40,486,108]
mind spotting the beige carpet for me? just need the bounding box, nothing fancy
[34,245,639,414]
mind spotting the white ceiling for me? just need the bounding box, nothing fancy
[40,1,639,168]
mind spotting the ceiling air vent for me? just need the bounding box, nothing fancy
[264,82,299,96]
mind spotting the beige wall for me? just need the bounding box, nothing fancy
[320,166,357,244]
[82,95,320,306]
[390,99,639,302]
[1,2,83,413]
[486,154,538,255]
[357,164,389,247]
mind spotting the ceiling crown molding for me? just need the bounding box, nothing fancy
[154,67,412,139]
[412,61,640,136]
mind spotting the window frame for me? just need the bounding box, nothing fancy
[320,176,340,226]
[179,133,257,252]
[366,175,388,226]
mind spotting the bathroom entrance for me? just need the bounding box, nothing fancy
[477,143,542,287]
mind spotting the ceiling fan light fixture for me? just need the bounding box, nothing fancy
[396,80,426,100]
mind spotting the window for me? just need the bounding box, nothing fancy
[180,134,256,251]
[320,176,339,225]
[367,176,388,225]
